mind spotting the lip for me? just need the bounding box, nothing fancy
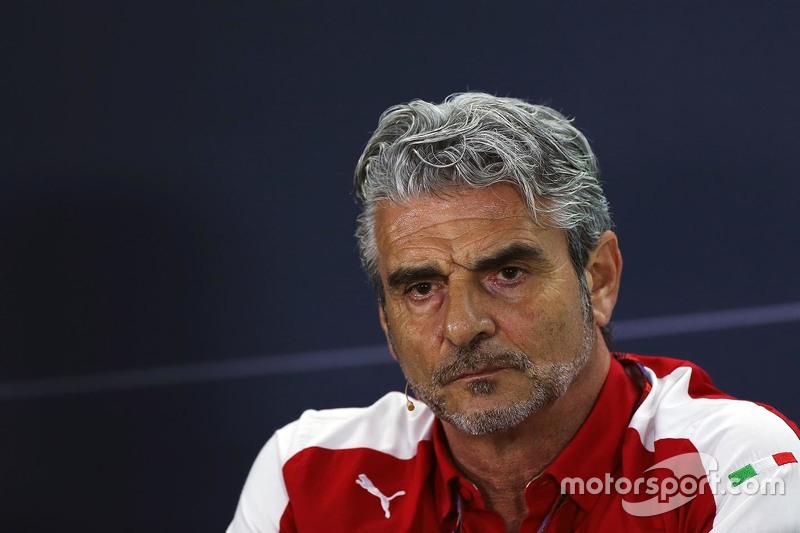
[452,366,505,383]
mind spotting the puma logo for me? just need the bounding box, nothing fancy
[355,473,406,518]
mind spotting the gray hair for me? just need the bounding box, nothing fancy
[353,92,614,343]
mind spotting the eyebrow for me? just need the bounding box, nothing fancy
[472,242,550,272]
[385,242,550,290]
[386,265,444,290]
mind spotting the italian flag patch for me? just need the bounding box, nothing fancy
[728,452,797,487]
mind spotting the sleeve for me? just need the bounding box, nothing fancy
[705,404,800,532]
[709,462,800,532]
[227,421,299,533]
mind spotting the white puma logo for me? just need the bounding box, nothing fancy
[355,473,406,518]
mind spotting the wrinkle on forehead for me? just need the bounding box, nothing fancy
[374,184,564,273]
[375,184,534,243]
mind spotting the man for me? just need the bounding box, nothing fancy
[228,93,800,531]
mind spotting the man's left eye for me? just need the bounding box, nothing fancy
[498,267,524,280]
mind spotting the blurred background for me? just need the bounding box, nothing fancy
[2,1,798,531]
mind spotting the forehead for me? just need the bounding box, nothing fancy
[374,183,561,265]
[380,183,529,227]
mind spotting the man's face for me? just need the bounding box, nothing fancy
[374,183,597,435]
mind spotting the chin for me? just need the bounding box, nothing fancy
[447,390,530,417]
[442,401,534,435]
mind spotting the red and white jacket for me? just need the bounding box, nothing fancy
[228,354,800,532]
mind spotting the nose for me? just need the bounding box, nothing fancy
[443,280,496,347]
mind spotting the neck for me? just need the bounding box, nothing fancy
[441,344,611,531]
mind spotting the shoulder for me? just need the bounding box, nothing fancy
[275,391,435,462]
[227,392,435,533]
[622,354,799,449]
[623,354,800,531]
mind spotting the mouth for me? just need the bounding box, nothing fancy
[451,366,506,384]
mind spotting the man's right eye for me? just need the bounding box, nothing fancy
[406,282,433,296]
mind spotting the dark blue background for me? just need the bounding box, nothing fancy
[1,2,798,531]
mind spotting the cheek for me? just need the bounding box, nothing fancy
[501,301,582,358]
[387,311,442,373]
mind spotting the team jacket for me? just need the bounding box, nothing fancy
[227,354,800,532]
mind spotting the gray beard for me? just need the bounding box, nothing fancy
[398,315,595,435]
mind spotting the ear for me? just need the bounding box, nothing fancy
[585,230,623,328]
[379,305,400,362]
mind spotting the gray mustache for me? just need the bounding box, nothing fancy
[432,348,532,386]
